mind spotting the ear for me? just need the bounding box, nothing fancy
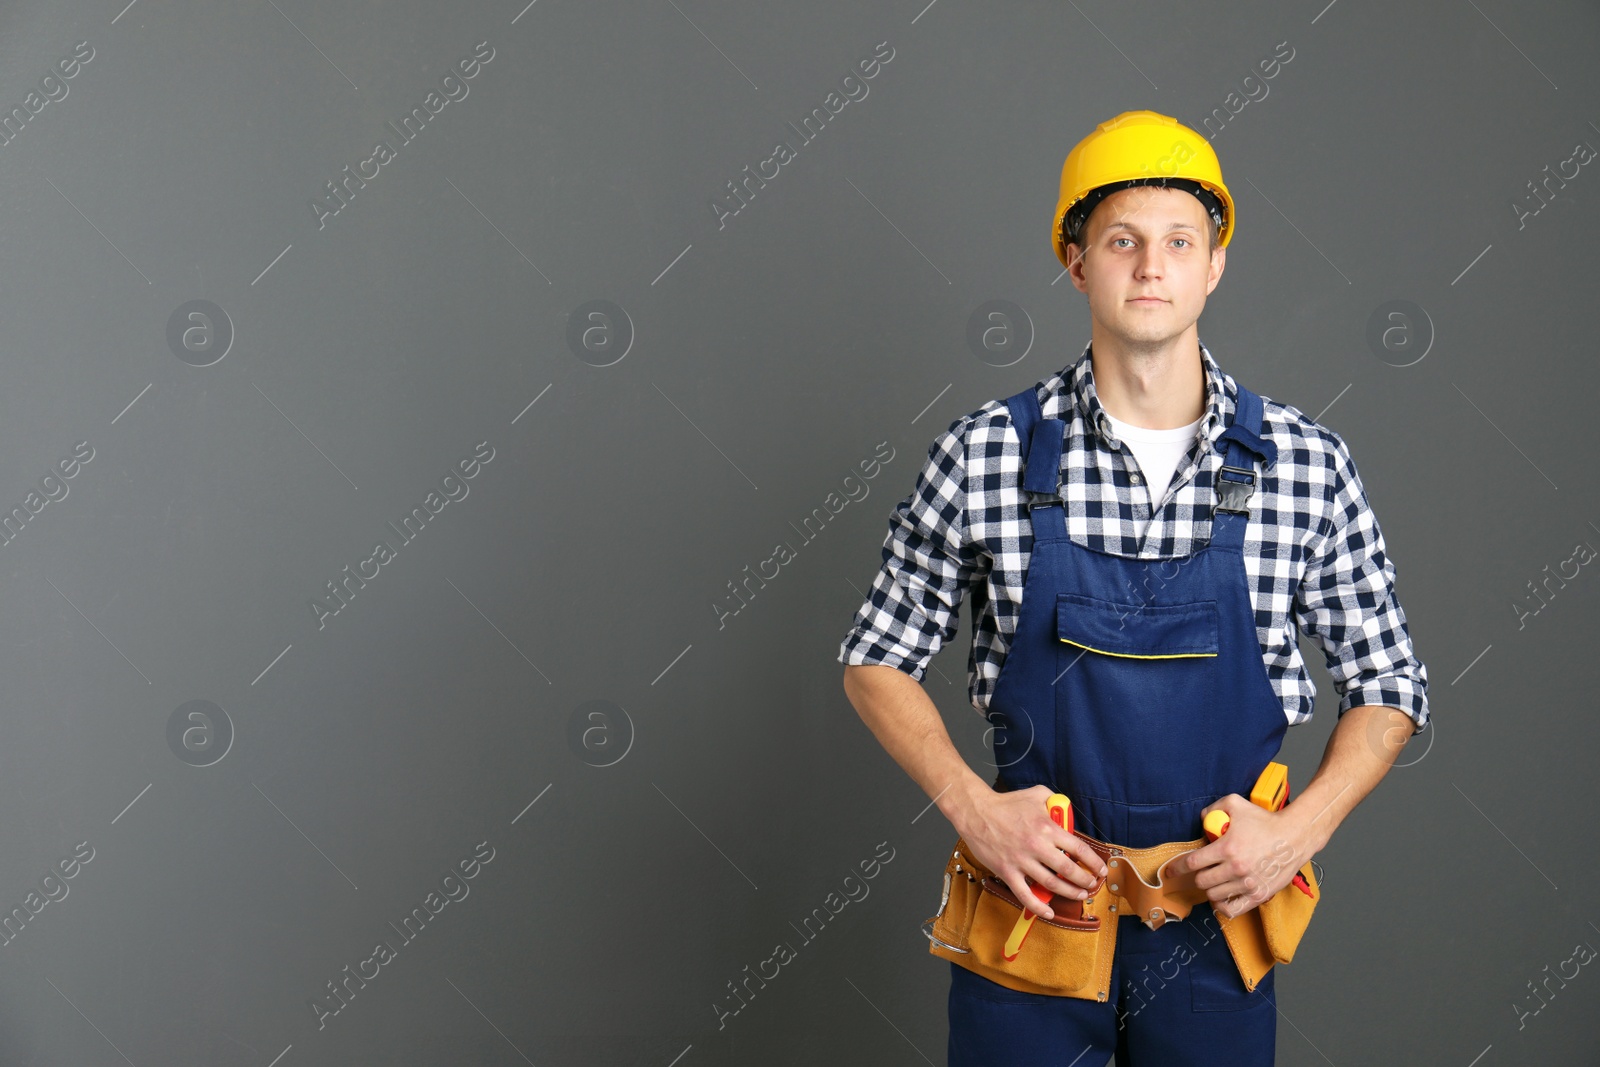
[1205,245,1226,295]
[1065,241,1091,294]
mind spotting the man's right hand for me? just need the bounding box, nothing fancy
[955,784,1109,920]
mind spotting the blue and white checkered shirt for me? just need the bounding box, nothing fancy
[837,341,1429,733]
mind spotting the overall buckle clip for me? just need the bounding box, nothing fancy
[1214,465,1256,515]
[1025,489,1061,511]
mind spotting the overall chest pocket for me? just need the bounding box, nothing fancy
[1056,593,1220,659]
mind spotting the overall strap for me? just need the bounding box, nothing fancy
[1209,382,1278,551]
[1004,385,1068,543]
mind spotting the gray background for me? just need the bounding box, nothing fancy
[0,0,1590,1064]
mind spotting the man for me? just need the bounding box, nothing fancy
[837,110,1429,1065]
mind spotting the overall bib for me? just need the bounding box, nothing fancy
[948,381,1286,1066]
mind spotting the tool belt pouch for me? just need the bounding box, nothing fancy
[921,836,1108,998]
[1218,858,1321,992]
[1256,859,1320,964]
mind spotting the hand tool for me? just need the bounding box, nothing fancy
[1002,793,1072,960]
[1203,763,1314,897]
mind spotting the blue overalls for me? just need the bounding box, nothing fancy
[948,379,1286,1066]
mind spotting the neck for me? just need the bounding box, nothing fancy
[1088,330,1206,431]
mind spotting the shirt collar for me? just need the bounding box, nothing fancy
[1054,339,1230,452]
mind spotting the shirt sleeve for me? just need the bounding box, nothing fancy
[1292,430,1429,733]
[837,416,984,681]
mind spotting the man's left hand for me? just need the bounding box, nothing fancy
[1178,794,1315,918]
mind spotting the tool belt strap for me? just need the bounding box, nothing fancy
[952,830,1210,931]
[1074,831,1210,930]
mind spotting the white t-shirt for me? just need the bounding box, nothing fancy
[1103,409,1205,522]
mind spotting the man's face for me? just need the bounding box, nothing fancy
[1066,185,1225,348]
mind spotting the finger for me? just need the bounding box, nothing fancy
[1214,881,1257,917]
[1022,857,1084,901]
[1033,835,1095,890]
[1219,890,1253,918]
[1005,873,1057,918]
[1059,838,1109,879]
[1043,829,1106,878]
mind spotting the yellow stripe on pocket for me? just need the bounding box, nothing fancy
[1056,592,1221,658]
[1058,637,1217,660]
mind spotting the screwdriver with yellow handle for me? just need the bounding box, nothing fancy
[1202,762,1314,897]
[1002,792,1073,961]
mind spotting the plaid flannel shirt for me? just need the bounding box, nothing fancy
[838,341,1429,733]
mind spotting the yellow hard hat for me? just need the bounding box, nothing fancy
[1052,110,1235,270]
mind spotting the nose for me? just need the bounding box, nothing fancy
[1134,243,1164,279]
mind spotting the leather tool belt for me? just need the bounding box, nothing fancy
[921,829,1320,1001]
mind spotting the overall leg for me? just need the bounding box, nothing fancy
[1113,903,1277,1066]
[948,962,1118,1067]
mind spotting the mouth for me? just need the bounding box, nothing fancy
[1128,297,1166,305]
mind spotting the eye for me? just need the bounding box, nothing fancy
[1171,238,1190,249]
[1112,238,1133,249]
